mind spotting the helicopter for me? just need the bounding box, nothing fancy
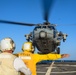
[0,0,68,54]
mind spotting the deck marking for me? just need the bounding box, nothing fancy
[45,61,55,75]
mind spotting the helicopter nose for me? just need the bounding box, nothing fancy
[39,31,47,38]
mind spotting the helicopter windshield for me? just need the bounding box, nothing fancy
[34,26,55,30]
[34,26,41,30]
[48,26,55,30]
[42,26,46,28]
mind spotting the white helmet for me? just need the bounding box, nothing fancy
[0,37,15,52]
[22,42,34,52]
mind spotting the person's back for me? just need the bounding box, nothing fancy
[0,52,20,75]
[18,51,37,75]
[0,37,31,75]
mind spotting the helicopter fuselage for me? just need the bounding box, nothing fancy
[32,24,67,54]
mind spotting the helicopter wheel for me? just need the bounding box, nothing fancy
[56,47,60,54]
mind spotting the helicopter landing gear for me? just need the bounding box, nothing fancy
[56,47,60,54]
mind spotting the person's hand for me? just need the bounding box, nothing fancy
[61,54,70,58]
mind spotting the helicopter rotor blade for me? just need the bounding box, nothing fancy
[0,20,35,26]
[42,0,54,22]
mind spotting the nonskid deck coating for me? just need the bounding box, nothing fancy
[37,62,76,75]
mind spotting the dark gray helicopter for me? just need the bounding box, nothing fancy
[0,0,67,54]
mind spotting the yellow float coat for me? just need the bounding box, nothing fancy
[17,51,61,75]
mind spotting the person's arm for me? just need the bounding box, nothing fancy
[14,57,31,75]
[34,53,70,62]
[61,54,70,58]
[19,67,31,75]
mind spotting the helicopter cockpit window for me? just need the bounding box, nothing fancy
[48,26,55,30]
[34,26,41,30]
[42,26,46,28]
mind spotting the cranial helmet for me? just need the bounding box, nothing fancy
[22,42,34,52]
[0,37,15,52]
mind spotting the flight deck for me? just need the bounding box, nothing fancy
[37,61,76,75]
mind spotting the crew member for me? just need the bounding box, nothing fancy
[0,38,31,75]
[16,42,70,75]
